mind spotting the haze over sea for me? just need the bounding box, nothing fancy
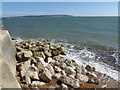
[2,16,119,81]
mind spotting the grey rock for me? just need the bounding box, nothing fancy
[64,66,76,75]
[46,64,55,76]
[60,76,80,88]
[61,83,68,90]
[52,73,61,79]
[54,66,62,73]
[39,68,52,82]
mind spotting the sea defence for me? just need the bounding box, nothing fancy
[0,30,21,88]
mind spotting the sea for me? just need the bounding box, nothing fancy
[2,16,119,81]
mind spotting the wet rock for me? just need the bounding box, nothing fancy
[39,68,52,82]
[33,52,45,59]
[52,49,60,56]
[25,77,31,85]
[61,83,68,90]
[57,47,66,55]
[64,66,76,75]
[76,66,82,74]
[60,76,80,88]
[52,56,64,61]
[46,64,55,76]
[65,59,73,66]
[31,81,46,87]
[85,65,95,72]
[76,74,89,82]
[54,66,62,73]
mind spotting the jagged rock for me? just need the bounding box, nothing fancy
[33,52,45,59]
[85,65,95,72]
[39,68,52,82]
[44,50,52,57]
[76,66,82,74]
[36,57,46,66]
[76,74,89,82]
[54,66,62,73]
[31,81,46,87]
[60,76,80,88]
[46,65,55,76]
[21,60,31,71]
[23,51,33,58]
[25,77,31,85]
[64,66,76,75]
[52,49,60,56]
[57,47,66,55]
[25,70,39,80]
[61,83,68,90]
[65,59,73,66]
[52,73,61,79]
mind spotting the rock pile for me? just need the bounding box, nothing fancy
[15,40,101,89]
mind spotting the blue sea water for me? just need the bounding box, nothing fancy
[2,16,118,49]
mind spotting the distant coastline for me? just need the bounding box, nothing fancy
[2,15,117,19]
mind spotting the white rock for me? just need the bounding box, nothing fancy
[31,81,46,87]
[61,83,68,90]
[76,74,89,82]
[25,77,31,85]
[36,57,46,66]
[64,66,76,75]
[54,66,62,73]
[52,73,61,79]
[60,70,66,76]
[46,65,55,76]
[60,76,80,88]
[23,51,33,58]
[39,68,52,82]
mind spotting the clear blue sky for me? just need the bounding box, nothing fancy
[2,2,118,17]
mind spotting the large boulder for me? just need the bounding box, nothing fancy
[46,64,55,76]
[60,76,80,88]
[39,68,52,82]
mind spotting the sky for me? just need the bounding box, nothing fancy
[2,2,118,17]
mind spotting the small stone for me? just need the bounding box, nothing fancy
[54,66,62,73]
[52,73,61,79]
[61,83,68,90]
[52,49,60,56]
[59,63,67,69]
[60,76,80,88]
[64,66,76,75]
[87,78,99,85]
[23,51,33,58]
[31,81,46,87]
[60,70,66,76]
[25,77,31,85]
[44,50,52,57]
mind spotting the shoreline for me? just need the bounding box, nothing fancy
[14,39,119,89]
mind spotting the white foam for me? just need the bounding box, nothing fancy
[62,47,119,82]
